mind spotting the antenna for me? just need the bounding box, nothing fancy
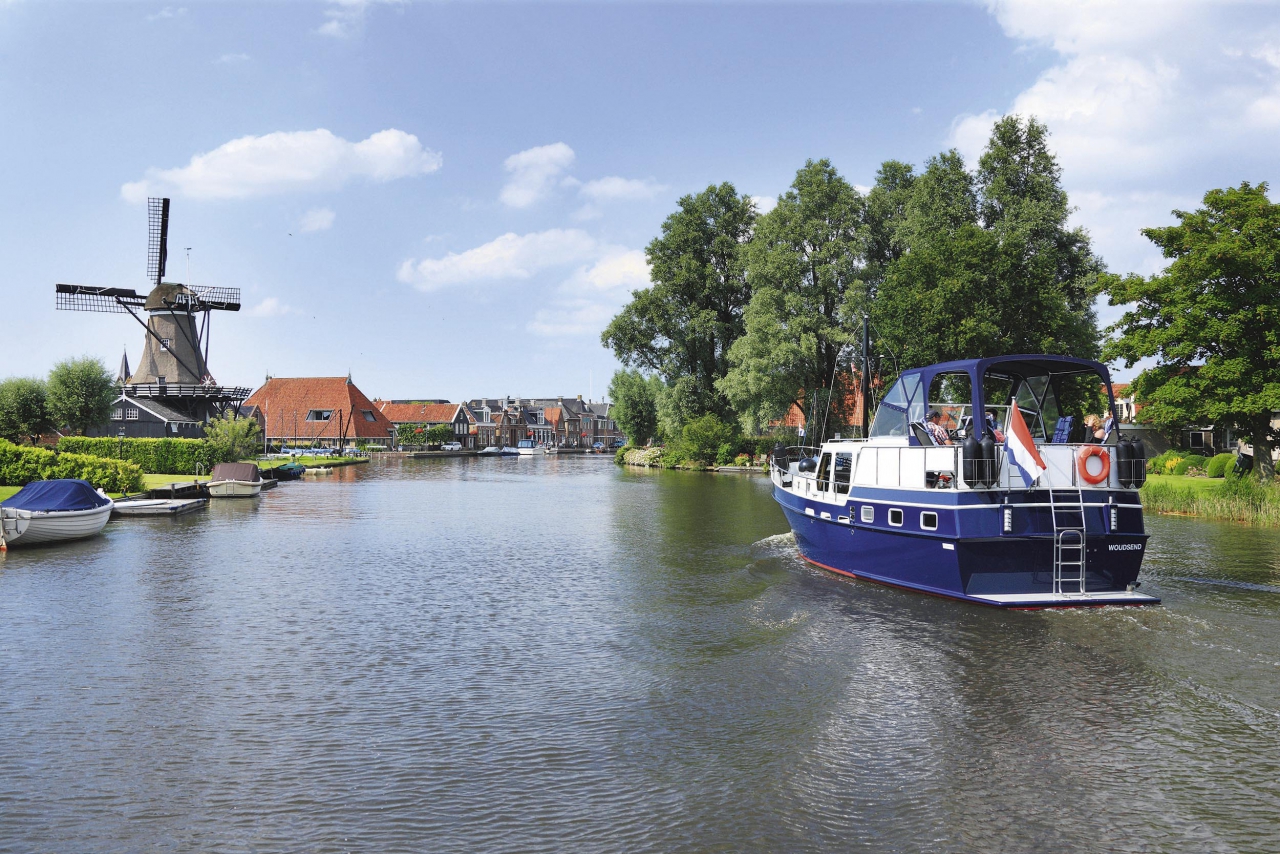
[147,197,170,285]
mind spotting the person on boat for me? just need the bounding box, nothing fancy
[924,410,953,445]
[1084,414,1106,443]
[985,410,1006,443]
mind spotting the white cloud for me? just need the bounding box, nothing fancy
[529,249,650,338]
[950,1,1280,274]
[500,143,576,208]
[316,0,402,38]
[299,207,335,233]
[398,229,599,291]
[216,53,249,64]
[146,6,186,22]
[121,128,441,201]
[250,297,292,318]
[578,176,665,202]
[750,195,777,214]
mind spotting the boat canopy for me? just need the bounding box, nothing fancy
[869,354,1117,442]
[210,462,261,483]
[0,479,110,512]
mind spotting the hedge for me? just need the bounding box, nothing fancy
[1173,454,1207,476]
[0,438,144,493]
[1206,452,1236,478]
[56,436,221,475]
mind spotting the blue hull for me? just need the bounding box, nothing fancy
[773,484,1159,609]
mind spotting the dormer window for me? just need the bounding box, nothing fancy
[306,409,333,422]
[362,410,376,422]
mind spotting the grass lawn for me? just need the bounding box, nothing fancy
[1142,473,1225,495]
[142,473,209,489]
[0,485,20,502]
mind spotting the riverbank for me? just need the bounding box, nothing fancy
[1141,474,1280,526]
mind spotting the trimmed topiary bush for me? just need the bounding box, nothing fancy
[57,436,221,475]
[0,438,143,493]
[1173,454,1207,475]
[1206,452,1236,478]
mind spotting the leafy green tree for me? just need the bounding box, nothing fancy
[607,369,661,445]
[204,412,262,462]
[46,357,115,435]
[602,183,756,430]
[0,377,51,445]
[1098,182,1280,482]
[397,423,428,446]
[680,413,738,465]
[427,424,454,444]
[719,160,865,434]
[873,117,1101,381]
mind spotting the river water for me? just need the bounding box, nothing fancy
[2,456,1280,853]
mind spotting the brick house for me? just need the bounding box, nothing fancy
[243,375,397,449]
[376,401,476,449]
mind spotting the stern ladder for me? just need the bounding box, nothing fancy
[1049,488,1087,595]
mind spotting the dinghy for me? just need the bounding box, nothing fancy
[207,462,263,497]
[0,479,114,547]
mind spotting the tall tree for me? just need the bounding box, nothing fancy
[0,377,51,445]
[1098,182,1280,483]
[607,369,661,446]
[46,357,115,435]
[602,183,756,431]
[719,160,866,434]
[873,117,1101,377]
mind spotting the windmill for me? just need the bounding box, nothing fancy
[55,198,251,435]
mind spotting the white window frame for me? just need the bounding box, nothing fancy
[920,511,938,531]
[125,408,139,421]
[888,508,904,527]
[860,505,874,523]
[111,408,123,421]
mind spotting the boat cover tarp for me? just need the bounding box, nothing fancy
[0,479,110,511]
[210,463,261,483]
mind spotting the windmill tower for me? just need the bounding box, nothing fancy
[55,198,251,437]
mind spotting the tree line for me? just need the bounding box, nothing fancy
[604,115,1280,483]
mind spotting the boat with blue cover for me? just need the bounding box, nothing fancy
[0,479,114,547]
[769,355,1159,608]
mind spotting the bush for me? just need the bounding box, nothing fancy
[681,414,737,466]
[1173,454,1207,475]
[1147,450,1184,475]
[715,442,736,466]
[733,453,753,467]
[0,438,143,493]
[1206,452,1236,478]
[57,436,220,475]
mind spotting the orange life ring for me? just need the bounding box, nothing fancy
[1077,445,1110,485]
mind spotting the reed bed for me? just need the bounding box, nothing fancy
[1141,477,1280,526]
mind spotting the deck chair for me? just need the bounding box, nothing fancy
[1052,416,1073,444]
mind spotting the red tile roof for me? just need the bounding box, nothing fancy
[376,402,461,424]
[244,377,396,440]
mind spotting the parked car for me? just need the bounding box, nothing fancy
[441,442,462,451]
[592,442,605,452]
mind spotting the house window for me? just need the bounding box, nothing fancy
[169,423,180,434]
[111,408,123,421]
[888,508,904,527]
[1189,431,1205,449]
[157,376,166,384]
[921,511,938,531]
[160,338,170,351]
[306,410,332,422]
[125,408,139,420]
[362,410,376,422]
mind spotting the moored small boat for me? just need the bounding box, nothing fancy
[267,462,306,481]
[478,446,520,457]
[207,462,263,497]
[0,479,114,547]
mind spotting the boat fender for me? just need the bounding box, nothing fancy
[1077,445,1111,485]
[1115,438,1133,488]
[798,456,818,473]
[1130,438,1147,487]
[979,433,997,487]
[962,435,981,487]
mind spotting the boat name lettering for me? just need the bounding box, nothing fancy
[1108,543,1143,551]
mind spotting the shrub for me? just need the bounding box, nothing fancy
[1173,454,1207,476]
[715,443,736,466]
[57,436,220,475]
[733,453,752,467]
[0,438,143,493]
[1147,450,1184,474]
[681,414,737,466]
[1205,452,1236,478]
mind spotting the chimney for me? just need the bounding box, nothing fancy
[557,396,563,405]
[577,394,582,401]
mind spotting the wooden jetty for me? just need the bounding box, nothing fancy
[112,498,208,517]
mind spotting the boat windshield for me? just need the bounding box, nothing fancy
[984,366,1109,443]
[869,372,925,437]
[517,440,535,448]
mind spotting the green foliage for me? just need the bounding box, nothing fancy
[426,424,452,444]
[719,160,865,434]
[46,357,115,435]
[0,377,51,445]
[1206,453,1236,478]
[1147,450,1185,475]
[715,443,736,466]
[0,438,144,493]
[204,413,262,463]
[602,183,756,429]
[1173,454,1207,476]
[873,117,1101,382]
[732,453,753,467]
[607,370,662,446]
[680,413,738,465]
[397,423,428,446]
[56,436,220,474]
[1098,181,1280,483]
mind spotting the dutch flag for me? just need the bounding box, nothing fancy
[1004,403,1047,486]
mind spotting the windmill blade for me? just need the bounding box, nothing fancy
[55,284,146,313]
[190,286,241,311]
[147,197,170,285]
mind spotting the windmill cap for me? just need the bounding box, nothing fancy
[143,282,198,311]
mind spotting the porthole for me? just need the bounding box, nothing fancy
[860,505,874,523]
[921,511,938,531]
[888,508,903,527]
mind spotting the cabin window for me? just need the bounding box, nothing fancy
[125,408,139,420]
[860,505,874,523]
[888,508,903,527]
[921,511,938,531]
[927,372,972,437]
[362,410,376,422]
[817,453,832,492]
[870,372,924,438]
[160,338,170,351]
[834,453,852,494]
[306,410,332,422]
[111,408,123,421]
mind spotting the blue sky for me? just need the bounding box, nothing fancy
[2,1,1278,400]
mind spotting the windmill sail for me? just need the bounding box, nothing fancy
[147,197,169,286]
